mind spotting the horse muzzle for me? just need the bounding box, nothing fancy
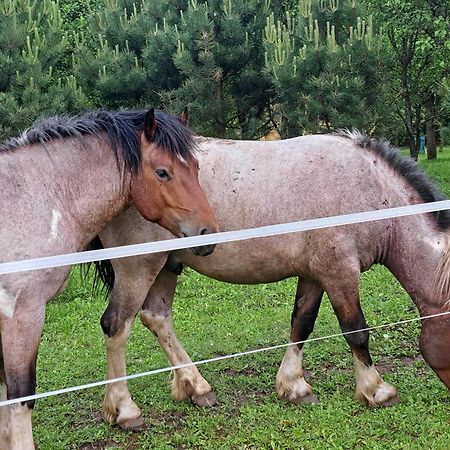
[191,243,216,257]
[181,225,218,257]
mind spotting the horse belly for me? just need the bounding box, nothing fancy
[181,235,304,284]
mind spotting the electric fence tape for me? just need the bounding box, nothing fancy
[1,200,449,275]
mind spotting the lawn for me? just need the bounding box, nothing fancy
[33,149,450,449]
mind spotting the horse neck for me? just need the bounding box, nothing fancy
[385,213,448,315]
[26,135,130,245]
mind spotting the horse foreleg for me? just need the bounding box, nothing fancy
[101,258,166,431]
[102,319,145,431]
[140,269,218,407]
[0,333,8,449]
[0,304,45,450]
[324,267,398,406]
[276,279,322,405]
[419,315,450,390]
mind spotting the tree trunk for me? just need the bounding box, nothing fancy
[425,95,437,159]
[408,134,419,160]
[426,118,437,159]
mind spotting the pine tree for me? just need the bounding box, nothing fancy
[74,0,274,138]
[0,0,89,140]
[264,0,388,137]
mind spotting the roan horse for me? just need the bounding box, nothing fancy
[93,129,450,430]
[0,109,218,449]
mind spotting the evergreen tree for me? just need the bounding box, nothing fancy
[264,0,389,137]
[74,0,273,138]
[0,0,89,140]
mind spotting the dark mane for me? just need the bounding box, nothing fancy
[336,130,450,230]
[0,109,197,172]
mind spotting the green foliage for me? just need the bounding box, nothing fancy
[59,0,97,38]
[73,0,274,138]
[0,0,89,140]
[367,0,450,155]
[264,0,389,137]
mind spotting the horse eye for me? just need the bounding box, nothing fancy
[155,169,170,180]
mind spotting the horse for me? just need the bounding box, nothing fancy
[0,108,218,449]
[92,129,450,430]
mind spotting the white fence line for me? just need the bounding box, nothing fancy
[1,200,449,275]
[0,310,448,407]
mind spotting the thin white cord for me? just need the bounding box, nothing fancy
[0,200,449,275]
[0,310,448,407]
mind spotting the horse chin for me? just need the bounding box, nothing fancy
[191,244,216,257]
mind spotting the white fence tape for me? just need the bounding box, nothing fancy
[0,310,448,407]
[1,200,449,275]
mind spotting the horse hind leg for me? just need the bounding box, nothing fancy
[140,269,218,408]
[276,279,322,405]
[324,265,398,407]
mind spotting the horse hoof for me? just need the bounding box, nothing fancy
[281,392,319,405]
[192,391,219,407]
[117,416,147,431]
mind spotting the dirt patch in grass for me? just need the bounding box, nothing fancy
[399,354,424,366]
[145,409,188,431]
[228,388,271,416]
[79,439,118,450]
[221,366,262,377]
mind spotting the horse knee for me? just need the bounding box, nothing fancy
[101,305,131,338]
[140,309,170,336]
[5,367,36,410]
[100,308,116,337]
[343,328,369,349]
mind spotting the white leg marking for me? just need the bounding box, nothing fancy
[0,401,35,450]
[49,209,62,241]
[141,311,214,403]
[276,344,317,404]
[0,383,10,448]
[354,356,398,406]
[103,321,143,428]
[0,283,15,318]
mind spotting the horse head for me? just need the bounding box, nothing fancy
[130,109,218,256]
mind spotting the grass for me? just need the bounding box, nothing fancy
[32,149,450,449]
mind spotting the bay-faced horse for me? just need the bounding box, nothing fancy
[0,109,218,449]
[93,130,450,430]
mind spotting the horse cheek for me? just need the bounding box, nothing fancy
[130,173,160,222]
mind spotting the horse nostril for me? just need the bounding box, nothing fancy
[200,228,208,235]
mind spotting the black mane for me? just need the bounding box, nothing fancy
[0,109,197,172]
[337,130,450,230]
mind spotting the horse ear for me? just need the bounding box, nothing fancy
[179,106,189,127]
[144,108,157,141]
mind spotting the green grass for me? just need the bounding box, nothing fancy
[32,149,450,449]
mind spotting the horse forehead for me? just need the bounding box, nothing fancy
[148,145,193,167]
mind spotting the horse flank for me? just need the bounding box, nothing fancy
[0,109,197,172]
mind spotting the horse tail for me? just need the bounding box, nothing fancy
[82,236,115,294]
[434,237,450,309]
